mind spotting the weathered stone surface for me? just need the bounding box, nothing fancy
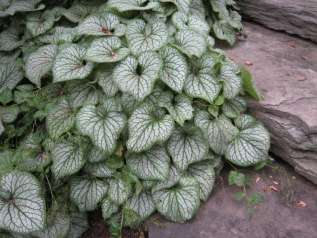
[238,0,317,43]
[225,23,317,184]
[148,165,317,238]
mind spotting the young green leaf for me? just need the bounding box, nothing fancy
[108,178,132,205]
[240,66,262,101]
[102,197,119,220]
[0,62,23,93]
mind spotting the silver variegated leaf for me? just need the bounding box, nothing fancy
[162,93,193,126]
[25,44,58,87]
[102,197,119,220]
[62,4,92,23]
[126,19,168,55]
[51,141,85,179]
[159,46,188,92]
[153,176,200,222]
[184,73,221,103]
[0,0,44,17]
[38,27,77,44]
[53,45,94,82]
[85,36,129,63]
[26,10,58,37]
[0,105,20,123]
[0,120,4,136]
[46,99,75,140]
[127,145,170,181]
[0,62,23,93]
[78,12,121,36]
[152,166,181,192]
[160,0,192,13]
[32,212,70,238]
[127,104,174,152]
[107,0,159,12]
[221,62,242,99]
[76,99,126,154]
[124,192,155,226]
[213,20,236,46]
[87,147,107,163]
[96,68,119,97]
[189,0,205,18]
[0,171,45,233]
[67,83,100,108]
[67,212,89,238]
[207,115,239,155]
[113,52,161,101]
[70,177,108,211]
[0,27,23,52]
[172,11,209,35]
[187,160,215,201]
[175,29,206,58]
[222,97,247,119]
[108,178,132,205]
[84,161,115,178]
[225,115,270,166]
[167,127,208,171]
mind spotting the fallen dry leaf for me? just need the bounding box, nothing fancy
[288,42,296,48]
[269,185,279,192]
[245,60,253,66]
[255,177,261,183]
[273,181,279,185]
[295,200,307,208]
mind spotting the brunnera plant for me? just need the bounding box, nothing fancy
[0,0,269,237]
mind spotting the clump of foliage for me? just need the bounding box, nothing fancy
[0,0,269,237]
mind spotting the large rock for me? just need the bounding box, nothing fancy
[237,0,317,43]
[225,23,317,184]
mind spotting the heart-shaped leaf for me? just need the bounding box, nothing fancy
[172,11,209,35]
[207,115,239,155]
[70,177,108,211]
[187,160,215,201]
[159,46,188,92]
[0,27,23,52]
[25,44,58,87]
[220,62,242,99]
[96,68,119,97]
[127,146,170,181]
[38,27,77,44]
[213,20,236,46]
[85,36,129,63]
[26,10,58,37]
[225,115,270,166]
[108,178,132,205]
[102,197,119,220]
[0,105,20,123]
[113,52,161,101]
[62,3,92,23]
[84,161,115,178]
[0,62,23,93]
[123,192,155,227]
[160,0,192,13]
[127,104,174,152]
[0,171,45,233]
[153,176,200,222]
[162,93,193,126]
[77,98,126,154]
[53,45,94,82]
[126,19,168,55]
[78,12,122,36]
[107,0,159,12]
[51,140,86,179]
[46,99,75,140]
[222,97,247,119]
[0,0,44,17]
[168,127,208,171]
[175,29,206,58]
[184,73,221,103]
[67,212,89,238]
[67,82,101,108]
